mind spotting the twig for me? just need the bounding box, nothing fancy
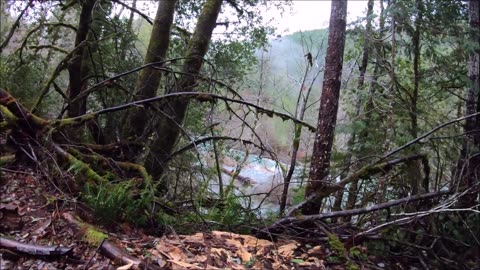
[111,0,153,24]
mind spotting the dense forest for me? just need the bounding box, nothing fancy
[0,0,479,269]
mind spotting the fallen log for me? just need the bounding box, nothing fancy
[0,237,72,256]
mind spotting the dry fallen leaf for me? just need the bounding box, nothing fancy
[272,261,289,270]
[156,242,186,262]
[223,237,251,262]
[169,260,203,269]
[205,265,222,270]
[32,217,52,235]
[312,258,326,269]
[195,255,207,263]
[116,262,133,270]
[278,242,298,258]
[308,245,324,255]
[184,233,205,244]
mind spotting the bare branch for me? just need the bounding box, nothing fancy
[29,44,69,54]
[70,58,243,105]
[111,0,153,24]
[59,92,316,131]
[166,135,269,163]
[0,0,32,54]
[260,190,450,236]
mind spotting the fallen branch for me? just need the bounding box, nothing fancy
[65,146,152,181]
[62,212,161,269]
[71,141,142,154]
[0,237,72,256]
[259,190,450,237]
[0,154,15,165]
[287,154,428,216]
[355,190,478,239]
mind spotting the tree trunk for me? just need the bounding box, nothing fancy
[67,0,95,118]
[302,0,348,215]
[122,0,177,141]
[145,0,223,180]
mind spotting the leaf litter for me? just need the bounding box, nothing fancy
[1,167,329,269]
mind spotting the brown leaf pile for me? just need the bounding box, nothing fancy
[149,231,326,269]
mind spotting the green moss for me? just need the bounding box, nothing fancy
[83,227,108,246]
[56,113,95,128]
[328,233,346,256]
[0,154,15,166]
[65,153,106,184]
[346,261,360,270]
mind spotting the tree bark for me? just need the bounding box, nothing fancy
[67,0,95,118]
[302,0,348,215]
[122,0,177,141]
[145,0,224,180]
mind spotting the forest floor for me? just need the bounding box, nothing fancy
[0,166,354,270]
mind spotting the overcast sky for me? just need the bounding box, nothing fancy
[130,1,374,35]
[266,1,373,34]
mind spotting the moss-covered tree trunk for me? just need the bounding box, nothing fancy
[67,0,95,118]
[122,0,177,141]
[302,0,348,215]
[144,0,223,180]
